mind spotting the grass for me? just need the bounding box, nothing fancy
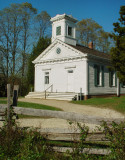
[0,99,62,111]
[72,96,125,114]
[0,100,7,104]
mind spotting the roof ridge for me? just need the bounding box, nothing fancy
[69,44,111,60]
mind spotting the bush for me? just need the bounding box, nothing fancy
[0,125,54,159]
[0,108,54,159]
[102,121,125,160]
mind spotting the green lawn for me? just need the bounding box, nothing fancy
[72,96,125,114]
[0,99,62,111]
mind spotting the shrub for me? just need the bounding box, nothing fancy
[102,121,125,160]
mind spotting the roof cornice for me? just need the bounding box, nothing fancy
[34,56,86,65]
[50,14,78,23]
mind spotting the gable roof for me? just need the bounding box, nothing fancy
[33,39,111,64]
[70,44,111,60]
[33,39,87,64]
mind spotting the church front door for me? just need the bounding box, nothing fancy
[67,70,74,92]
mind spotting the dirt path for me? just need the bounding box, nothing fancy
[19,98,125,119]
[1,99,124,131]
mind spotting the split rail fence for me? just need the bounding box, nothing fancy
[0,84,124,156]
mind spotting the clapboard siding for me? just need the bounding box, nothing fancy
[121,86,125,94]
[88,61,125,95]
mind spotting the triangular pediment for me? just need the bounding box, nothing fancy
[33,39,87,64]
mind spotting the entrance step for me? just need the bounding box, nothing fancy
[25,92,77,101]
[25,92,45,99]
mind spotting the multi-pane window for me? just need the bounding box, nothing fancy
[56,26,61,35]
[68,70,73,73]
[45,72,49,84]
[122,82,125,88]
[68,26,72,36]
[109,71,116,87]
[94,65,104,87]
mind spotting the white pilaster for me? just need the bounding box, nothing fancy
[85,59,89,96]
[117,77,120,97]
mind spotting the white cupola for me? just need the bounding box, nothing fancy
[51,14,78,46]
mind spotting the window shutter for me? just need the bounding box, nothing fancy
[94,65,97,87]
[115,72,117,87]
[56,26,61,35]
[109,71,111,87]
[102,66,104,87]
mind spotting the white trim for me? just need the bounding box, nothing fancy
[65,65,76,69]
[85,59,88,95]
[35,56,86,64]
[117,78,120,97]
[42,68,51,71]
[32,39,87,64]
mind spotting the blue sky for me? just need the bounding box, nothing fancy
[0,0,125,33]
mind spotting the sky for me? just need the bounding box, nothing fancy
[0,0,125,33]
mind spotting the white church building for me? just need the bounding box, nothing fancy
[26,14,125,100]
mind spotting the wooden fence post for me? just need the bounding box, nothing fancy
[13,85,19,106]
[7,84,11,122]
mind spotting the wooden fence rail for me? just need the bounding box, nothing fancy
[0,105,124,156]
[0,105,124,124]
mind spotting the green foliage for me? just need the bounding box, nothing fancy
[110,6,125,82]
[27,37,51,88]
[0,126,53,159]
[102,121,125,160]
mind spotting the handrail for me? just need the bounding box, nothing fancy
[45,84,53,99]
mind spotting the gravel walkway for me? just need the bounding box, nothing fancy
[19,98,124,118]
[0,98,124,132]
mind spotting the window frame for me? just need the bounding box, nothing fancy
[122,82,125,88]
[44,72,49,84]
[94,65,104,87]
[68,26,72,37]
[109,70,116,87]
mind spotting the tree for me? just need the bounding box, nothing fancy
[77,18,111,52]
[110,6,125,83]
[0,8,12,78]
[27,37,51,89]
[0,4,22,76]
[77,18,102,48]
[35,11,51,38]
[97,30,111,53]
[19,2,37,77]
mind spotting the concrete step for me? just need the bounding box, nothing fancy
[28,92,45,95]
[47,97,73,101]
[48,92,76,95]
[25,92,45,98]
[47,93,77,101]
[48,94,76,97]
[25,92,77,101]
